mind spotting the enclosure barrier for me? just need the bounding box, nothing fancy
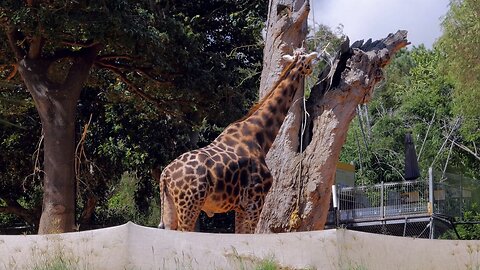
[331,179,471,224]
[1,222,480,270]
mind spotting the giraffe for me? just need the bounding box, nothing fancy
[154,50,318,233]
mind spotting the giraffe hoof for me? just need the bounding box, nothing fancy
[158,222,165,229]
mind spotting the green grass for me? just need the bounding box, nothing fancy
[31,255,76,270]
[255,259,279,270]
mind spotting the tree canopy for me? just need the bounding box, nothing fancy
[437,0,480,141]
[0,0,478,234]
[337,0,480,186]
[0,0,267,231]
[340,45,479,185]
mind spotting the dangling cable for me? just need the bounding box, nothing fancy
[289,77,310,231]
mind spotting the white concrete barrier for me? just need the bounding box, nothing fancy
[1,222,479,269]
[0,223,128,270]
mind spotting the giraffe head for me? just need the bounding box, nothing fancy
[281,50,318,76]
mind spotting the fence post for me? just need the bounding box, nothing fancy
[380,181,385,219]
[428,167,435,239]
[332,185,339,227]
[428,167,434,215]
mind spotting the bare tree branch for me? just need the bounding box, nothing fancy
[56,43,103,102]
[0,63,18,80]
[0,197,40,227]
[94,61,180,117]
[6,28,27,60]
[95,59,175,87]
[431,117,460,168]
[417,112,436,161]
[60,40,96,48]
[28,35,44,60]
[97,54,134,61]
[448,138,480,162]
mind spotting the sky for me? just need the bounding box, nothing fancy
[310,0,450,48]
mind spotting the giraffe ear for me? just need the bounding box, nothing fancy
[281,54,295,63]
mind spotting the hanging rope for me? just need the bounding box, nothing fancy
[289,77,310,231]
[288,45,332,231]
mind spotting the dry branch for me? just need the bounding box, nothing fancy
[94,61,180,117]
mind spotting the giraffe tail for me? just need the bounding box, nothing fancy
[152,168,166,229]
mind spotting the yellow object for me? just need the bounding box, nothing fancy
[336,162,355,172]
[289,208,301,230]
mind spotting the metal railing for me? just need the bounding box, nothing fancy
[330,180,472,223]
[432,182,470,217]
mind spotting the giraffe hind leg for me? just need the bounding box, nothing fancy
[159,187,178,230]
[176,199,204,232]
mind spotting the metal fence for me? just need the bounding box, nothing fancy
[332,180,472,223]
[432,181,471,217]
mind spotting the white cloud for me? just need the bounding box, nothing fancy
[310,0,450,48]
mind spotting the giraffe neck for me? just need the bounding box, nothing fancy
[241,66,304,154]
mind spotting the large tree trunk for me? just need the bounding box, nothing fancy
[17,46,100,234]
[254,0,309,233]
[256,0,408,233]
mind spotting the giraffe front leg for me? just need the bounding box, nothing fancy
[245,208,262,234]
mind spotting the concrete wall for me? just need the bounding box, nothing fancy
[0,223,128,270]
[1,222,479,270]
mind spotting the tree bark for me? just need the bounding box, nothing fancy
[254,0,309,233]
[256,3,409,232]
[16,46,100,234]
[259,0,309,97]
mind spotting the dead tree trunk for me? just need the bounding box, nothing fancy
[259,0,309,97]
[255,0,408,232]
[254,0,309,233]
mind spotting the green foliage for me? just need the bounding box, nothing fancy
[0,91,42,229]
[437,0,480,141]
[340,45,479,185]
[441,204,480,240]
[253,258,316,270]
[93,174,160,227]
[455,209,480,240]
[0,0,266,230]
[400,47,452,119]
[308,24,347,55]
